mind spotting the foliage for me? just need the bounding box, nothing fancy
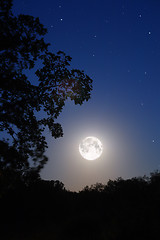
[0,0,93,180]
[1,172,160,240]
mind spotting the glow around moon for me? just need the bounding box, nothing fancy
[79,136,103,160]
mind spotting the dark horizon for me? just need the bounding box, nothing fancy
[1,1,160,239]
[1,171,160,239]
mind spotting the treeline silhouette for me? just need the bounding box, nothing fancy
[1,2,160,239]
[1,171,160,240]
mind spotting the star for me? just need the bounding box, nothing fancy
[148,31,151,35]
[60,18,63,21]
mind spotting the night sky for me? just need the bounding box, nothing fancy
[13,0,160,191]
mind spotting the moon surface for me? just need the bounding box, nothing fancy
[79,136,103,160]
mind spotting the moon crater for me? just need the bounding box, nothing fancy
[79,136,103,160]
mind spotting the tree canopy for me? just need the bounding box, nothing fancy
[1,172,160,239]
[0,0,93,181]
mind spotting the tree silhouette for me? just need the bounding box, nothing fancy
[1,171,160,239]
[0,0,93,182]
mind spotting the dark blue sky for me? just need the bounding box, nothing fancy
[13,0,160,191]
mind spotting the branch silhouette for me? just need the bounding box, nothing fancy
[0,0,93,185]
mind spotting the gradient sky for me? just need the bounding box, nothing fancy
[13,0,160,191]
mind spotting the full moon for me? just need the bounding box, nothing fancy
[79,136,103,160]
